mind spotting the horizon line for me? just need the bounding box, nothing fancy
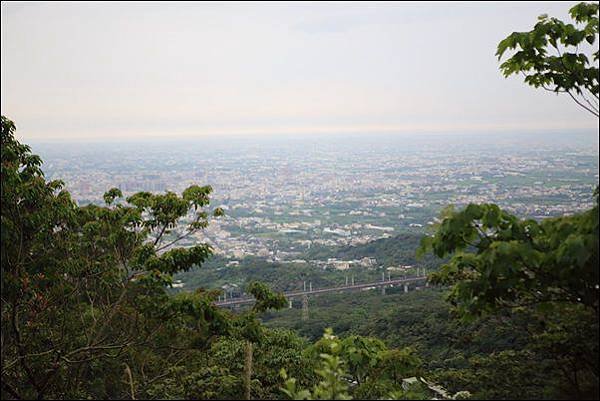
[16,123,600,144]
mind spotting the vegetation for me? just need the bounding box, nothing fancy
[280,328,431,400]
[306,232,442,269]
[0,115,286,399]
[174,234,440,294]
[0,116,439,400]
[418,199,599,398]
[497,2,599,116]
[1,3,598,400]
[264,286,597,399]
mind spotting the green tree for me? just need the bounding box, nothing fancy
[419,4,600,393]
[1,116,228,399]
[282,329,431,400]
[239,281,287,400]
[419,202,598,316]
[419,198,599,397]
[281,329,352,400]
[200,328,316,400]
[497,2,599,116]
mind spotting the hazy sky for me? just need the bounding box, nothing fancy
[1,1,598,141]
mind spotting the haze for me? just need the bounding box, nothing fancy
[1,1,598,141]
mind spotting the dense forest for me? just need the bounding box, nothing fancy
[1,2,599,400]
[263,288,595,399]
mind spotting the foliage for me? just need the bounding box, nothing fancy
[282,328,432,400]
[266,283,598,399]
[3,109,599,400]
[338,335,387,385]
[248,281,288,314]
[419,202,598,317]
[1,115,228,399]
[1,115,437,400]
[306,233,441,269]
[419,198,599,397]
[491,4,600,394]
[180,366,243,400]
[281,329,352,400]
[174,233,441,297]
[497,2,599,116]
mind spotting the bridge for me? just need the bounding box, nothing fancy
[214,273,429,320]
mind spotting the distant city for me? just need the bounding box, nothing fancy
[32,131,599,264]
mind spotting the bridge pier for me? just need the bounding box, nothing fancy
[301,294,309,321]
[213,277,428,309]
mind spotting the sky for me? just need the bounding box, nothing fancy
[1,1,598,142]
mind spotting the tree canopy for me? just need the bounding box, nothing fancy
[1,116,289,399]
[418,197,599,397]
[497,2,599,116]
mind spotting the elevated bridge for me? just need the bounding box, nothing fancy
[214,275,429,316]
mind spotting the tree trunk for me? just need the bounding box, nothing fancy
[244,340,253,400]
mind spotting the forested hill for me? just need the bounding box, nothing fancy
[174,232,441,293]
[305,232,440,268]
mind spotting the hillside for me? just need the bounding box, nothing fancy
[174,232,441,293]
[306,232,441,268]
